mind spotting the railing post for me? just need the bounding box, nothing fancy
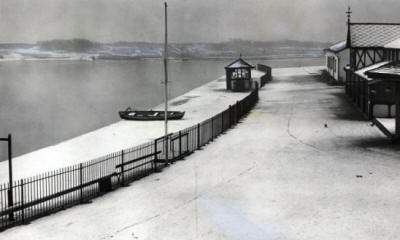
[179,131,182,159]
[197,123,201,150]
[79,163,83,202]
[7,189,13,221]
[154,139,158,169]
[120,150,125,185]
[153,139,161,172]
[20,179,24,223]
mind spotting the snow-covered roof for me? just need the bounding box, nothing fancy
[384,38,400,49]
[355,61,390,81]
[365,62,400,79]
[325,41,347,53]
[349,23,400,48]
[225,58,254,69]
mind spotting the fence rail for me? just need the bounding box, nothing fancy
[0,87,259,231]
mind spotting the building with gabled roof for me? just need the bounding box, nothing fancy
[346,23,400,71]
[341,6,400,140]
[343,7,400,120]
[324,41,349,82]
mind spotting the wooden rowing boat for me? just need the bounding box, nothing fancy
[119,107,185,121]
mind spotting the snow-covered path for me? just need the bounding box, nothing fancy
[4,66,400,240]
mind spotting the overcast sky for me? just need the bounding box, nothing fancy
[0,0,400,44]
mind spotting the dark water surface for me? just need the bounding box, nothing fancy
[0,57,324,160]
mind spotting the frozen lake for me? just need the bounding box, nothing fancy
[0,57,324,160]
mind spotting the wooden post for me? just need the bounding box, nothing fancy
[395,83,400,140]
[369,102,373,120]
[7,134,12,194]
[153,139,160,172]
[365,82,369,115]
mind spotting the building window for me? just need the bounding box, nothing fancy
[232,69,249,79]
[327,56,336,72]
[333,58,336,73]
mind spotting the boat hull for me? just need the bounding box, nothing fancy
[119,110,185,121]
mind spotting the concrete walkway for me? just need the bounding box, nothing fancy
[4,66,400,240]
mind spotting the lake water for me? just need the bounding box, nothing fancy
[0,57,324,160]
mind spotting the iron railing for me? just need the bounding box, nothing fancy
[0,88,259,231]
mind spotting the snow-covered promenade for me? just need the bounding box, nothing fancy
[0,70,265,183]
[4,66,400,239]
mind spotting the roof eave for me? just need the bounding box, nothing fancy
[225,58,254,69]
[350,22,400,26]
[365,72,400,80]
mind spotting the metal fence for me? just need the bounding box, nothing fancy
[0,88,259,231]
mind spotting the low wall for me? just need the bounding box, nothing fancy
[256,64,272,87]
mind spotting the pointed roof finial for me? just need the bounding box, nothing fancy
[239,53,242,58]
[345,6,352,48]
[346,6,352,24]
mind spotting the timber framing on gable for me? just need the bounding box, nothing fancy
[351,48,384,70]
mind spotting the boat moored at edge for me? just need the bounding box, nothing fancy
[119,107,185,120]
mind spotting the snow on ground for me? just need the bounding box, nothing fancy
[0,70,265,183]
[5,66,400,240]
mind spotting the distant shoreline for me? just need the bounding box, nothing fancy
[0,55,324,62]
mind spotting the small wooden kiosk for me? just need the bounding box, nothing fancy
[225,58,255,92]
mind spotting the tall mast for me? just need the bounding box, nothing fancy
[163,2,168,138]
